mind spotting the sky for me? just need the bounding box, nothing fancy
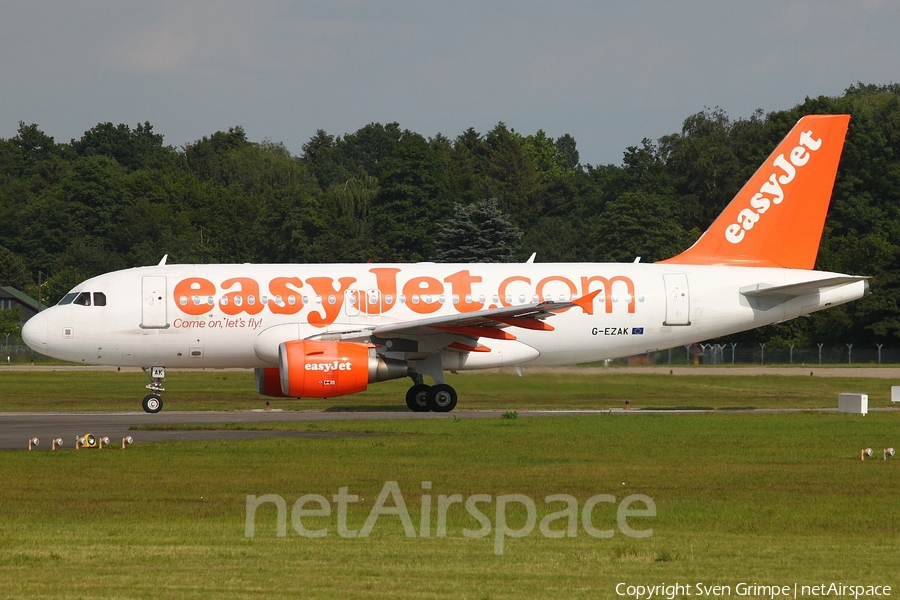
[1,1,898,166]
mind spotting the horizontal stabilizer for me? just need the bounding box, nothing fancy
[740,276,868,299]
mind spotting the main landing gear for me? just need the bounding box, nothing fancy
[141,366,165,414]
[405,379,458,413]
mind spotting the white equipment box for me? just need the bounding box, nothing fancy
[838,393,868,415]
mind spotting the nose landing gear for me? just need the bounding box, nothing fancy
[142,393,163,413]
[141,366,166,413]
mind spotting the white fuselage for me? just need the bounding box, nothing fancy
[23,262,866,370]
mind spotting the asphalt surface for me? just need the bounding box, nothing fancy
[4,365,899,451]
[0,409,514,451]
[6,406,900,451]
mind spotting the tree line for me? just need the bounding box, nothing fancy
[2,83,899,347]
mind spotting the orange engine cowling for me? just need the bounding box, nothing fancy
[277,340,408,398]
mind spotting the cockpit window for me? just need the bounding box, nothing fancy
[58,291,107,306]
[58,293,78,306]
[73,292,92,306]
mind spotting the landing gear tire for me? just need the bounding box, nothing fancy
[406,384,431,412]
[426,384,457,413]
[142,394,163,414]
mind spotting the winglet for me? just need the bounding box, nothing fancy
[660,114,850,269]
[570,289,602,313]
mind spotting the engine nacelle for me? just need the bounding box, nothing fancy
[277,340,407,398]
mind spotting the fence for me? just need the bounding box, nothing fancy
[630,343,900,366]
[1,344,42,364]
[4,342,900,367]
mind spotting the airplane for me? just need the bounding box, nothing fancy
[22,114,867,414]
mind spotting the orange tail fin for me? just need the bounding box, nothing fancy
[660,114,850,269]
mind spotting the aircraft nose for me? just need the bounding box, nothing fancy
[22,311,48,351]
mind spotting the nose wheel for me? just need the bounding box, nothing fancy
[142,394,163,413]
[141,366,166,413]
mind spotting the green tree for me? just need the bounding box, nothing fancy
[659,108,745,230]
[554,134,580,170]
[302,129,343,190]
[71,122,174,171]
[0,246,31,289]
[434,199,521,263]
[25,266,87,307]
[184,127,251,184]
[483,123,545,227]
[443,128,491,207]
[592,191,690,263]
[365,127,449,261]
[0,306,24,345]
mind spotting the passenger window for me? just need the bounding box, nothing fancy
[93,292,107,306]
[73,292,91,306]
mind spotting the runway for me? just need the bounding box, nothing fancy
[0,408,667,451]
[6,406,897,451]
[1,409,504,451]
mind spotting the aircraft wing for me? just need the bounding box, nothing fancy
[370,289,600,341]
[307,290,600,354]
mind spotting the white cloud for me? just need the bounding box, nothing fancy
[115,27,199,73]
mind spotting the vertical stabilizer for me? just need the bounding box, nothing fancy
[660,114,850,269]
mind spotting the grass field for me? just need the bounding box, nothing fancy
[1,367,900,411]
[1,369,899,598]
